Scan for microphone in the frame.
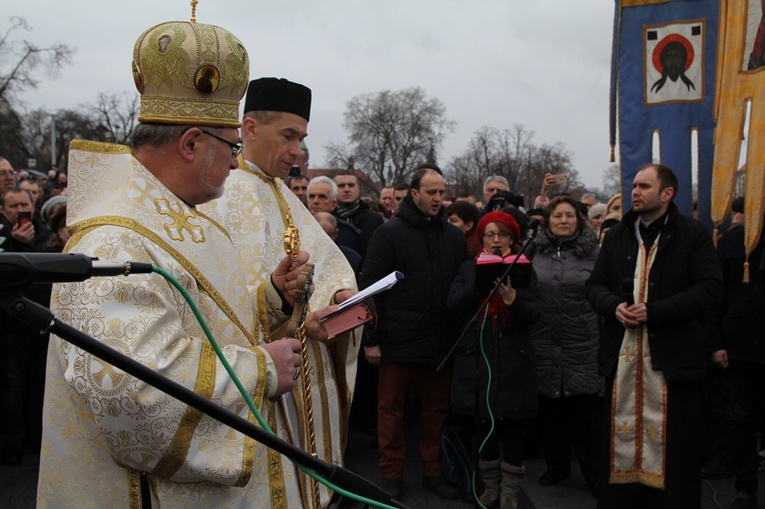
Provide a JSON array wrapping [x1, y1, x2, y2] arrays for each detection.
[[623, 278, 634, 306], [527, 218, 540, 232], [0, 253, 154, 289], [493, 249, 502, 257]]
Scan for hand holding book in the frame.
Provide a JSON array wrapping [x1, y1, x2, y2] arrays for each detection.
[[475, 253, 531, 294], [494, 276, 517, 305], [319, 271, 404, 339]]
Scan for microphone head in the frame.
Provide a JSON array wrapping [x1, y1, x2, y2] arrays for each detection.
[[493, 249, 502, 257], [527, 218, 540, 231]]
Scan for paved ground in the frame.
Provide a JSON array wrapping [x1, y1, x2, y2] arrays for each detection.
[[3, 428, 761, 509]]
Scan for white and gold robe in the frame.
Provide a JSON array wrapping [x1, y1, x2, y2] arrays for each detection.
[[201, 161, 360, 508], [37, 141, 294, 509]]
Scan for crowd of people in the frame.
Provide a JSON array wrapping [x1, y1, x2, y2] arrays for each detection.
[[0, 12, 763, 509], [271, 163, 763, 509]]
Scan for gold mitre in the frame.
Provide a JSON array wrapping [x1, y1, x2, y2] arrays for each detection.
[[132, 20, 249, 128]]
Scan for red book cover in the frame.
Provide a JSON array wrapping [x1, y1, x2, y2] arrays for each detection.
[[319, 298, 375, 339], [474, 253, 532, 292], [318, 271, 401, 338]]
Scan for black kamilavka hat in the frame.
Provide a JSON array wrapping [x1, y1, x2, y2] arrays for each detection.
[[244, 78, 311, 121]]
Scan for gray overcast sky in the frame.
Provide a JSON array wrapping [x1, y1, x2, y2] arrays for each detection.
[[9, 1, 615, 189]]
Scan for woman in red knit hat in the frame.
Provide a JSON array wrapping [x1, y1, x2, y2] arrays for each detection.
[[448, 210, 541, 509]]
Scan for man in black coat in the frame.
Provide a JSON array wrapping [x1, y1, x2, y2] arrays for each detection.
[[586, 164, 722, 509], [707, 207, 765, 509], [333, 171, 384, 257], [360, 165, 467, 500]]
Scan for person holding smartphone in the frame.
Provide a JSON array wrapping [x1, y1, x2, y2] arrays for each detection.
[[534, 172, 570, 210], [0, 188, 52, 251]]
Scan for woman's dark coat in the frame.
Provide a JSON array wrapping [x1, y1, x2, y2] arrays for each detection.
[[529, 226, 603, 398], [448, 259, 541, 419]]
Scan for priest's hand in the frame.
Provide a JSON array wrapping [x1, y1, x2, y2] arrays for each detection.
[[333, 289, 357, 304], [260, 337, 302, 396], [272, 250, 312, 307], [305, 307, 337, 344], [616, 302, 639, 330]]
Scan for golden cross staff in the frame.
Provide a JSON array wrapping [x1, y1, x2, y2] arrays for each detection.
[[285, 263, 320, 508]]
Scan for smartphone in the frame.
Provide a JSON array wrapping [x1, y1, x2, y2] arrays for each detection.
[[553, 174, 568, 186], [17, 210, 32, 227], [288, 166, 301, 177]]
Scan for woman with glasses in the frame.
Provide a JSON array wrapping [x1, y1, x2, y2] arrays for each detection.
[[528, 195, 602, 496], [448, 210, 540, 509]]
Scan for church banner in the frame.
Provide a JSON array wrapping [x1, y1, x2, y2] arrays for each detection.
[[610, 0, 719, 226], [711, 0, 765, 279]]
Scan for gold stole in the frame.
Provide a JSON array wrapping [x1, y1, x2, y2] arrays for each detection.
[[610, 240, 668, 489], [238, 162, 321, 508]]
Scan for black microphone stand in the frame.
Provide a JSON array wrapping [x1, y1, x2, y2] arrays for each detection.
[[436, 222, 540, 508], [1, 291, 408, 509]]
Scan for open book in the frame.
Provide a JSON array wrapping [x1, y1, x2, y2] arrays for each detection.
[[319, 271, 404, 339], [475, 253, 532, 293]]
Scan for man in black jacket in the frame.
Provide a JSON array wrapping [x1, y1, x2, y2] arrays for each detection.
[[586, 164, 722, 509], [707, 205, 764, 509], [361, 165, 467, 500], [333, 171, 383, 257]]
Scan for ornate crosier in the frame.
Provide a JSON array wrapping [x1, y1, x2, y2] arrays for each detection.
[[286, 264, 320, 508], [190, 0, 198, 23]]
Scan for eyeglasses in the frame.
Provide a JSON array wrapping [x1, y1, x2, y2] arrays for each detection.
[[0, 170, 15, 177], [200, 130, 243, 159], [483, 231, 512, 240]]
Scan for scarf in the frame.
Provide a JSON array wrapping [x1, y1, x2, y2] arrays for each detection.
[[335, 199, 361, 220]]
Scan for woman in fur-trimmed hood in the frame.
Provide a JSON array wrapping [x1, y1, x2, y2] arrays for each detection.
[[528, 195, 602, 494]]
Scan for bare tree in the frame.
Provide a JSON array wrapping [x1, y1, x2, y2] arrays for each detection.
[[18, 107, 50, 164], [601, 163, 621, 198], [446, 125, 581, 208], [325, 87, 455, 187], [0, 17, 74, 103], [0, 100, 26, 164], [90, 91, 139, 145], [21, 107, 106, 171], [0, 17, 74, 169], [445, 125, 535, 200]]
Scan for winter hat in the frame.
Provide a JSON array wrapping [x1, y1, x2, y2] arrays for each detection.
[[477, 210, 521, 242]]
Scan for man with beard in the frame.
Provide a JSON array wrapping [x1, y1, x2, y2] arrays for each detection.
[[37, 20, 309, 507], [586, 164, 722, 509]]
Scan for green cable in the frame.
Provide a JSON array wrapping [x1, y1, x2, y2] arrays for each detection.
[[152, 265, 397, 509], [472, 304, 494, 509], [703, 480, 725, 509]]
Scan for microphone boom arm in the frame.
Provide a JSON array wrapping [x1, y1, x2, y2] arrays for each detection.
[[0, 292, 408, 509]]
